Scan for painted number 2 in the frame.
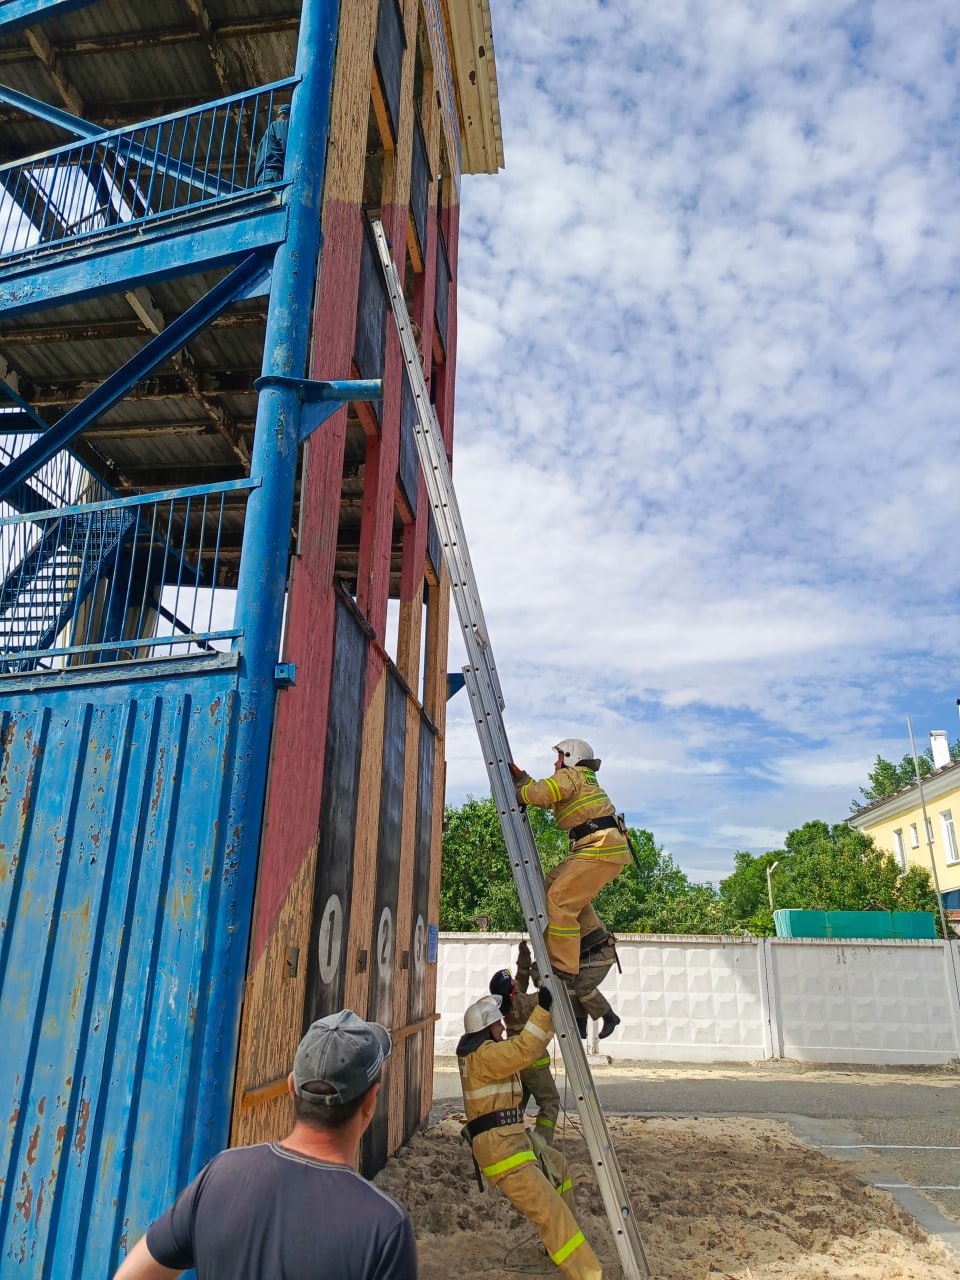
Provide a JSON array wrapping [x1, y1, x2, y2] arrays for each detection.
[[377, 906, 394, 973]]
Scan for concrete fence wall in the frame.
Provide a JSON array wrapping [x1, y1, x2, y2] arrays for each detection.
[[436, 933, 960, 1066]]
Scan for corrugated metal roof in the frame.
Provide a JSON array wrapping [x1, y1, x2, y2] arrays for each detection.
[[0, 3, 299, 159]]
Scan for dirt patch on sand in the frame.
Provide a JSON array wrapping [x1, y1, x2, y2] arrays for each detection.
[[375, 1114, 960, 1279]]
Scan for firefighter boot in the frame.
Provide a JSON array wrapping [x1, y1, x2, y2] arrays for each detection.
[[598, 1011, 620, 1040]]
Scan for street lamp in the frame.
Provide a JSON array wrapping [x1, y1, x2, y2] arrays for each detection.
[[766, 861, 780, 912]]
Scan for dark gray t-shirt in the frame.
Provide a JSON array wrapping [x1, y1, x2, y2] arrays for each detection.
[[146, 1143, 417, 1279]]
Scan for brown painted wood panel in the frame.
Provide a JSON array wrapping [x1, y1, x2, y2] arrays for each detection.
[[404, 716, 435, 1138], [230, 848, 317, 1147], [360, 669, 407, 1176], [304, 596, 369, 1020], [342, 657, 386, 1017]]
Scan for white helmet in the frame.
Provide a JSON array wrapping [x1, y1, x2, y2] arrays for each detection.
[[553, 738, 595, 767], [464, 994, 503, 1034]]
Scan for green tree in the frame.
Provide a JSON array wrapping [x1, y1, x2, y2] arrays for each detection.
[[853, 740, 960, 811], [440, 796, 731, 934], [779, 820, 901, 910], [717, 849, 782, 936], [718, 820, 942, 933]]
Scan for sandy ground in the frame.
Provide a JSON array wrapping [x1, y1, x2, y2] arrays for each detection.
[[375, 1113, 960, 1279]]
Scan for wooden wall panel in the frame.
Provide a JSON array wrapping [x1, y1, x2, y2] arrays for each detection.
[[231, 846, 317, 1147], [421, 561, 451, 1118], [404, 718, 435, 1138], [374, 0, 406, 142], [304, 596, 369, 1020], [360, 670, 407, 1175], [355, 219, 388, 393], [341, 652, 388, 1019], [236, 0, 465, 1171]]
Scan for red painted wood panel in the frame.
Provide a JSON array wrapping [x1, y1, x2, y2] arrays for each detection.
[[250, 201, 364, 962]]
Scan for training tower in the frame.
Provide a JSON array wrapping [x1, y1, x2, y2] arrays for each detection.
[[0, 1, 501, 1273]]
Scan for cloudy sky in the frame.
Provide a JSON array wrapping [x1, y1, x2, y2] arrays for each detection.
[[442, 0, 960, 884]]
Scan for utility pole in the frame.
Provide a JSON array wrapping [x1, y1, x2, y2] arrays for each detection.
[[766, 860, 780, 911]]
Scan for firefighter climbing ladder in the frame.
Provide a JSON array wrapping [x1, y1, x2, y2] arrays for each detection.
[[371, 218, 652, 1280]]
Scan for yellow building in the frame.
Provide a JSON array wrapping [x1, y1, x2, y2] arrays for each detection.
[[849, 731, 960, 910]]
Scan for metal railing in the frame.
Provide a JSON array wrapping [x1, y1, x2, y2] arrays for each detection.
[[0, 479, 255, 673], [0, 78, 296, 265], [0, 417, 114, 512]]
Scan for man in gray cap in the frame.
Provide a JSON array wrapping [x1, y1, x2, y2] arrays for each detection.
[[112, 1010, 418, 1279]]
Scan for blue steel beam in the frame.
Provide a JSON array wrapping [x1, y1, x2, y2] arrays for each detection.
[[0, 377, 92, 517], [0, 254, 269, 501], [252, 373, 383, 442], [0, 85, 102, 140], [0, 206, 283, 316], [190, 0, 342, 1198], [0, 0, 98, 34]]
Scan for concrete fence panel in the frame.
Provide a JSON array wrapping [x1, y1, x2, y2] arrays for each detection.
[[435, 934, 960, 1066], [766, 937, 960, 1065]]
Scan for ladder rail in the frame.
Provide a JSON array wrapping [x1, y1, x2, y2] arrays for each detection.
[[369, 218, 504, 712], [371, 218, 651, 1278]]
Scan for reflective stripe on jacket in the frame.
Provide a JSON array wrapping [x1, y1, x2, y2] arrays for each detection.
[[515, 765, 631, 861], [457, 1006, 553, 1184]]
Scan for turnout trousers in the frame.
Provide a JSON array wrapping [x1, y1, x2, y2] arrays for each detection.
[[519, 1059, 560, 1147], [571, 961, 614, 1021], [545, 857, 625, 975], [493, 1153, 603, 1279]]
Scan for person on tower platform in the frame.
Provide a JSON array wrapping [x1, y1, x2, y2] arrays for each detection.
[[509, 739, 631, 982], [456, 985, 603, 1279]]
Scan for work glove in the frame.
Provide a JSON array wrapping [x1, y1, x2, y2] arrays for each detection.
[[508, 762, 525, 779], [537, 985, 553, 1012]]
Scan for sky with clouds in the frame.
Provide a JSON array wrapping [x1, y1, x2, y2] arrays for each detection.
[[442, 0, 960, 884]]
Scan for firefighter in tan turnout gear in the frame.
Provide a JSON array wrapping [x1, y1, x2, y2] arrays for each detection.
[[488, 946, 560, 1151], [456, 986, 603, 1279], [510, 739, 631, 980]]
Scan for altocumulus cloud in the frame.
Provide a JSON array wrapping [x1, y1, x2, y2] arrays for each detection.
[[444, 0, 960, 883]]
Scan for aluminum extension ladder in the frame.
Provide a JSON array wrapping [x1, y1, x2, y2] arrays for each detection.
[[371, 218, 652, 1279]]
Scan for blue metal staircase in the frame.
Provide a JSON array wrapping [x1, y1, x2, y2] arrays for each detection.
[[0, 80, 292, 315], [0, 502, 135, 669], [0, 5, 383, 1274]]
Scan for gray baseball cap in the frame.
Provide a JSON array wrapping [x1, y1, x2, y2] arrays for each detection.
[[293, 1009, 391, 1105]]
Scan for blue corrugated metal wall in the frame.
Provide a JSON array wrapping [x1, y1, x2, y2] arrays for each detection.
[[0, 657, 244, 1277]]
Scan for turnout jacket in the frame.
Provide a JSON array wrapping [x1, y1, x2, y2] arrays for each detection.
[[455, 1005, 553, 1185], [514, 765, 631, 864]]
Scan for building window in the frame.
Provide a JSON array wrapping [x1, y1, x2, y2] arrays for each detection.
[[926, 816, 934, 843], [909, 823, 919, 848], [941, 810, 959, 865], [892, 829, 906, 871]]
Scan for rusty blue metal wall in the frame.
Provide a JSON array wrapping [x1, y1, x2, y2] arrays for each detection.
[[0, 656, 247, 1277]]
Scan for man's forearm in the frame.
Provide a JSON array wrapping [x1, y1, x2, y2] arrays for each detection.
[[112, 1236, 184, 1280]]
